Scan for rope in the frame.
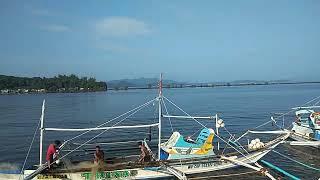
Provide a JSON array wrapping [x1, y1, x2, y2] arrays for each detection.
[[51, 98, 155, 166], [162, 99, 174, 132], [163, 96, 259, 162], [188, 170, 257, 179], [223, 127, 250, 155], [314, 98, 320, 106], [163, 96, 206, 128], [19, 115, 41, 179], [234, 131, 249, 142], [272, 150, 320, 172], [71, 140, 144, 146], [221, 136, 233, 155], [190, 122, 209, 138], [235, 95, 320, 142], [62, 97, 157, 144], [270, 95, 320, 130], [164, 94, 291, 176]]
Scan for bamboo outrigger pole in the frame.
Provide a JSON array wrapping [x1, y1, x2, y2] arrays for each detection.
[[158, 73, 162, 160], [216, 114, 220, 151], [39, 99, 45, 166]]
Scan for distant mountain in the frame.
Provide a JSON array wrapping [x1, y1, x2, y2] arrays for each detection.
[[230, 79, 291, 84], [199, 79, 292, 85], [106, 77, 320, 90], [107, 78, 181, 88]]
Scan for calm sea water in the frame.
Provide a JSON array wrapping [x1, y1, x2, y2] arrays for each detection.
[[0, 84, 319, 179]]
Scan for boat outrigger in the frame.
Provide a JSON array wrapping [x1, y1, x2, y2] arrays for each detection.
[[7, 74, 291, 180]]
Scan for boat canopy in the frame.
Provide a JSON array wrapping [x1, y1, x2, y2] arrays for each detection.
[[160, 128, 215, 160], [295, 109, 314, 116]]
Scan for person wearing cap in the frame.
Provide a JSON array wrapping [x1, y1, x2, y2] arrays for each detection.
[[46, 140, 61, 169], [94, 145, 104, 165]]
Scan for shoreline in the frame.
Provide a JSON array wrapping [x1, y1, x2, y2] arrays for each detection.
[[1, 81, 319, 95], [0, 90, 107, 95], [107, 81, 320, 91], [0, 81, 320, 95]]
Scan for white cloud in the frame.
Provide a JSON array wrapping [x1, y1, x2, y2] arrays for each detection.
[[40, 24, 71, 32], [95, 17, 151, 37]]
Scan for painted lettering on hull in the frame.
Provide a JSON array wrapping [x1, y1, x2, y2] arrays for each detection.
[[187, 162, 215, 169], [37, 174, 68, 179], [81, 170, 138, 180], [36, 170, 138, 180]]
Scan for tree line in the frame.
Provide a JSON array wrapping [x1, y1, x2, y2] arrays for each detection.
[[0, 74, 107, 92]]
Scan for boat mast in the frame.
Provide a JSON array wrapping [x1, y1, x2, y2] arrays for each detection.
[[215, 114, 220, 151], [39, 99, 45, 166], [158, 73, 162, 160]]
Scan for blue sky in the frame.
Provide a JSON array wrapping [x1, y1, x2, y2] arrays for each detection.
[[0, 1, 319, 82]]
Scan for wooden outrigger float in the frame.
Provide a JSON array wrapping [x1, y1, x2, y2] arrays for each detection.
[[3, 74, 291, 180]]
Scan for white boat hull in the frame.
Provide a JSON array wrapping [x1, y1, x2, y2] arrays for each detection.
[[16, 147, 275, 180]]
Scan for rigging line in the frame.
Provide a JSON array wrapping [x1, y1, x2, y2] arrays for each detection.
[[19, 116, 41, 180], [272, 150, 320, 172], [283, 95, 320, 130], [62, 97, 157, 144], [236, 95, 320, 142], [162, 98, 173, 132], [55, 98, 155, 163], [252, 115, 283, 132], [252, 119, 281, 131], [221, 136, 233, 155], [153, 100, 157, 124], [163, 96, 206, 128], [214, 132, 252, 161], [314, 98, 320, 106], [234, 131, 249, 142], [216, 130, 290, 164], [71, 140, 145, 146], [223, 127, 250, 155], [302, 95, 320, 106], [190, 122, 209, 138], [199, 125, 252, 160], [162, 96, 254, 161], [54, 104, 150, 166], [263, 95, 320, 129], [223, 126, 234, 140]]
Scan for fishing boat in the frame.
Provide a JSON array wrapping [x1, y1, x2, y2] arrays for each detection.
[[4, 74, 290, 180], [286, 106, 320, 148]]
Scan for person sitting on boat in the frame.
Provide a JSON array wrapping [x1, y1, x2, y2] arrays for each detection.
[[185, 136, 197, 144], [138, 142, 151, 163], [94, 145, 104, 165], [46, 140, 61, 169], [295, 114, 301, 125]]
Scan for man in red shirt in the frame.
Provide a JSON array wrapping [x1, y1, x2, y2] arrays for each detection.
[[46, 140, 61, 169]]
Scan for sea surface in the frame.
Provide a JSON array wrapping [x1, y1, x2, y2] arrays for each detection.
[[0, 84, 320, 179]]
